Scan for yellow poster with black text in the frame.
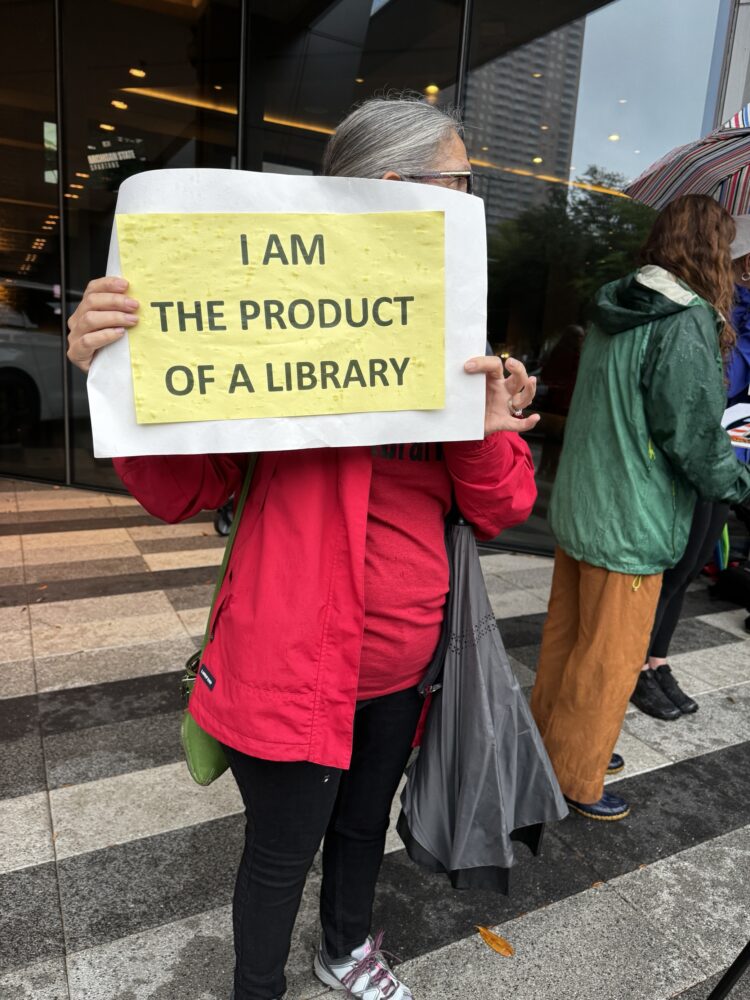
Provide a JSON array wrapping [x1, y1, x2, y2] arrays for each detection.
[[116, 212, 445, 424]]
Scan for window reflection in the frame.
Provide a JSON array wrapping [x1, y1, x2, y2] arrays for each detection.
[[240, 0, 461, 175], [0, 1, 65, 481], [61, 0, 242, 489], [465, 0, 726, 550], [0, 0, 735, 527]]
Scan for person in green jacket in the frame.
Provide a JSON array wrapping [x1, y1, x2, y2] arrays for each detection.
[[530, 194, 750, 822]]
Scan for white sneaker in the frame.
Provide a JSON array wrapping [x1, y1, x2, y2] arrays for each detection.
[[313, 932, 412, 999]]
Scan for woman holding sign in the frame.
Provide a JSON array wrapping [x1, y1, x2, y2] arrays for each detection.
[[67, 97, 539, 1000]]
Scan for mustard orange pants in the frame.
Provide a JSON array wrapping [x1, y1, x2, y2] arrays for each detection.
[[530, 548, 662, 804]]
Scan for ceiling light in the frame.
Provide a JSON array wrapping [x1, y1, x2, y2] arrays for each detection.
[[129, 67, 146, 78], [64, 193, 79, 199], [42, 225, 53, 230], [111, 100, 128, 110], [213, 85, 223, 91], [618, 98, 628, 104], [480, 146, 489, 151], [123, 88, 338, 134], [70, 183, 84, 189], [540, 124, 550, 131], [47, 214, 59, 219], [99, 123, 115, 131], [424, 84, 440, 95], [634, 149, 641, 154], [532, 72, 543, 79], [75, 172, 89, 178], [532, 156, 543, 164], [355, 77, 364, 84], [608, 133, 621, 141]]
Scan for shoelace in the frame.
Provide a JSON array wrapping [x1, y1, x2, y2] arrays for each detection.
[[340, 930, 402, 999]]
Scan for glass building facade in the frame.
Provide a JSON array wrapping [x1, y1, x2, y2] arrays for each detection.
[[0, 0, 742, 551]]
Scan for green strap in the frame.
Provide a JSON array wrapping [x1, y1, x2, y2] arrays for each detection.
[[201, 454, 258, 651], [720, 523, 730, 572]]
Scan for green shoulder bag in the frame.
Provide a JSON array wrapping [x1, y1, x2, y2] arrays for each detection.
[[180, 455, 258, 786]]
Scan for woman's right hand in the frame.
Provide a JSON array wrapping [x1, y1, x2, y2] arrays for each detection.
[[67, 276, 139, 372]]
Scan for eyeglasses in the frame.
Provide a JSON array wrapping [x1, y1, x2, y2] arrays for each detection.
[[399, 170, 474, 195]]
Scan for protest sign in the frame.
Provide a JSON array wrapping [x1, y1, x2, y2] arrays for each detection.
[[88, 168, 487, 456], [118, 210, 444, 424]]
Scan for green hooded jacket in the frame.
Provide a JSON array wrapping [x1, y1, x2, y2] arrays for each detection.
[[550, 265, 750, 575]]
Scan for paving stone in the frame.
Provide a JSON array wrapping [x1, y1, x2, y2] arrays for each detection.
[[57, 815, 244, 952], [0, 658, 36, 698], [0, 958, 70, 1000], [50, 761, 242, 860], [622, 684, 750, 762], [397, 883, 704, 1000], [0, 731, 48, 800], [35, 637, 197, 692], [0, 864, 65, 970], [43, 711, 183, 789], [613, 825, 750, 972]]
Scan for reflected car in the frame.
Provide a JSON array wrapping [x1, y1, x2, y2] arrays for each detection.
[[0, 299, 85, 444]]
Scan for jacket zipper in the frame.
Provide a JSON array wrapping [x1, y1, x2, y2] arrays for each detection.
[[208, 591, 232, 644]]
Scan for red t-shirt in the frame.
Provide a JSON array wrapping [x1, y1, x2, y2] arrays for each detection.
[[358, 442, 453, 699]]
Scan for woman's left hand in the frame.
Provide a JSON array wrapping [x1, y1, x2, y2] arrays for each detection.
[[464, 355, 540, 436]]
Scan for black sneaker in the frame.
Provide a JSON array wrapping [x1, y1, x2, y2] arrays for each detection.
[[655, 664, 698, 714], [230, 992, 282, 999], [565, 791, 630, 821], [630, 670, 681, 720]]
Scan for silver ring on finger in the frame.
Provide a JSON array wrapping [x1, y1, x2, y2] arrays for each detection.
[[507, 398, 524, 418]]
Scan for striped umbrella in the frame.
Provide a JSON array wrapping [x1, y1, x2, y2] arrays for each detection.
[[625, 104, 750, 213]]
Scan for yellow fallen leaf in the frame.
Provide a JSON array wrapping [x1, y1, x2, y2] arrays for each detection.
[[475, 926, 514, 957]]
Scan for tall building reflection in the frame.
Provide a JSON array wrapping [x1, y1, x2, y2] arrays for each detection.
[[466, 21, 585, 227]]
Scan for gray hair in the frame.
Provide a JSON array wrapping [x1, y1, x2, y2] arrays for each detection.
[[322, 95, 464, 179]]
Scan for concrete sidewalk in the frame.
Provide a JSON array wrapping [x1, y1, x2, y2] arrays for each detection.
[[1, 477, 749, 1000]]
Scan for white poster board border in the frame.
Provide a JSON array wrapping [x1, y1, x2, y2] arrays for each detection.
[[89, 168, 487, 457]]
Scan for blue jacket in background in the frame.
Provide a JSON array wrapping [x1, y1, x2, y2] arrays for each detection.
[[729, 284, 750, 463]]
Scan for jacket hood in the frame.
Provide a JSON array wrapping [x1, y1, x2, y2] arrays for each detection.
[[590, 265, 702, 336]]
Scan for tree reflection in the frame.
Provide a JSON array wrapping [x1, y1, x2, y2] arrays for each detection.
[[485, 167, 655, 482]]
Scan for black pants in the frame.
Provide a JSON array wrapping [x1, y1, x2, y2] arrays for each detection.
[[648, 500, 729, 659], [223, 685, 423, 1000]]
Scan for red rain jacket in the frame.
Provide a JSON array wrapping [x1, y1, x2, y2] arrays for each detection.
[[114, 434, 536, 769]]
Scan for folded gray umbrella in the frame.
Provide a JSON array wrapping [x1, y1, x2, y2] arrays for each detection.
[[397, 520, 568, 892]]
